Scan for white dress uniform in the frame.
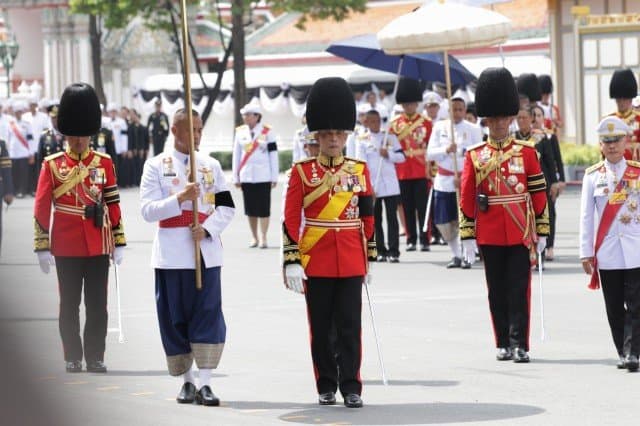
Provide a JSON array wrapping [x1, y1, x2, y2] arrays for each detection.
[[140, 149, 235, 268], [427, 119, 482, 193], [579, 115, 640, 369], [7, 118, 35, 159], [107, 116, 129, 155], [579, 157, 640, 270], [231, 122, 278, 184], [355, 130, 404, 197], [427, 119, 481, 263], [23, 110, 51, 141], [291, 125, 309, 163], [345, 123, 366, 158]]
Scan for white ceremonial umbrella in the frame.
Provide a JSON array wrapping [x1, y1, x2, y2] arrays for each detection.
[[377, 0, 511, 183]]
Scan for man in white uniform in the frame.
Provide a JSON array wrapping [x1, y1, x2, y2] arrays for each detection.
[[140, 109, 235, 405], [427, 97, 482, 268], [106, 102, 129, 186], [6, 101, 35, 198], [580, 116, 640, 372], [356, 109, 405, 262]]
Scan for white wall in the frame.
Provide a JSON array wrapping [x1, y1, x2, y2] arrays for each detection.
[[7, 9, 43, 82]]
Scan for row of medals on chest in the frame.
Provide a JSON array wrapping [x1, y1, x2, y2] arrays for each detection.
[[162, 157, 216, 206], [58, 159, 105, 198], [478, 145, 527, 194], [597, 166, 640, 224], [311, 160, 363, 219]]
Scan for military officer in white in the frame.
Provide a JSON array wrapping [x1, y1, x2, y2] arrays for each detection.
[[106, 102, 129, 186], [291, 115, 309, 163], [6, 100, 35, 198], [427, 97, 482, 268], [580, 116, 640, 372], [140, 108, 235, 405], [356, 109, 405, 262], [345, 103, 370, 158], [232, 101, 279, 248]]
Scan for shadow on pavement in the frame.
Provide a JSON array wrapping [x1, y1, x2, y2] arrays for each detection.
[[364, 379, 459, 387], [532, 358, 614, 366], [278, 402, 544, 424]]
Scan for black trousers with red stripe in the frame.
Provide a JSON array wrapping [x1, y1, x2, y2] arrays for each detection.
[[305, 276, 363, 396], [480, 245, 531, 351], [599, 268, 640, 357], [55, 255, 110, 363]]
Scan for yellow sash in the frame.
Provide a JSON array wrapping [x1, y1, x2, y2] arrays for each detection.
[[299, 163, 365, 268], [51, 155, 101, 200], [396, 116, 424, 142]]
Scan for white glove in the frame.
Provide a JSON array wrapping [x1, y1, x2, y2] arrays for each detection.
[[37, 251, 55, 274], [285, 264, 306, 294], [462, 239, 476, 265], [113, 246, 125, 265], [536, 237, 547, 254]]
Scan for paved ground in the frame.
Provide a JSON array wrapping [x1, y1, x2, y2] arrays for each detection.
[[0, 179, 638, 425]]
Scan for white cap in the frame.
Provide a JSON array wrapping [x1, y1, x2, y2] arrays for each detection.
[[12, 100, 29, 113], [356, 103, 371, 115], [38, 98, 49, 109], [633, 95, 640, 108], [597, 116, 630, 142], [240, 102, 261, 115], [423, 91, 442, 106], [106, 102, 119, 112]]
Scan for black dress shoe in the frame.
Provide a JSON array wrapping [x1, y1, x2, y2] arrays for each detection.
[[65, 360, 82, 373], [388, 256, 399, 263], [177, 382, 197, 404], [343, 393, 363, 408], [513, 348, 530, 363], [376, 255, 387, 262], [318, 392, 336, 405], [420, 245, 430, 252], [195, 385, 220, 406], [617, 356, 627, 369], [406, 243, 416, 252], [446, 257, 462, 268], [461, 260, 472, 269], [626, 355, 639, 372], [438, 237, 447, 246], [496, 348, 513, 361], [86, 360, 107, 373]]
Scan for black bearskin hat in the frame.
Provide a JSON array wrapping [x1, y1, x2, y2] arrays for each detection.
[[609, 69, 638, 99], [395, 78, 423, 104], [306, 77, 356, 132], [475, 68, 519, 118], [538, 74, 553, 95], [57, 83, 102, 137], [516, 73, 541, 102]]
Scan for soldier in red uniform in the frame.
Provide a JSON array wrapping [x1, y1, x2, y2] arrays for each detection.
[[389, 78, 432, 251], [459, 68, 549, 363], [33, 83, 126, 373], [283, 77, 375, 408], [608, 68, 640, 161]]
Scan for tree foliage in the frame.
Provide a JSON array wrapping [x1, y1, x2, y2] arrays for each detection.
[[273, 0, 367, 29]]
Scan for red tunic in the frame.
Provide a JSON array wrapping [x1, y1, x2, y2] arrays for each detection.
[[389, 113, 432, 180], [283, 155, 375, 278], [459, 137, 549, 247], [33, 148, 125, 256], [609, 110, 640, 160]]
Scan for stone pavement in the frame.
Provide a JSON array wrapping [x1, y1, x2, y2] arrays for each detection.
[[0, 182, 638, 425]]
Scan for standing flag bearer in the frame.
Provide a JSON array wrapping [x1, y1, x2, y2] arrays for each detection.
[[33, 83, 126, 373], [140, 109, 235, 406], [579, 116, 640, 372], [459, 68, 549, 363], [283, 77, 376, 408]]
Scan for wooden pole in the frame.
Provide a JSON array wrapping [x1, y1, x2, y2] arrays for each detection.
[[443, 51, 460, 202], [179, 0, 202, 290]]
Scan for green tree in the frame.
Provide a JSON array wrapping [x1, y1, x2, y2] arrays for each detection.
[[69, 0, 367, 125]]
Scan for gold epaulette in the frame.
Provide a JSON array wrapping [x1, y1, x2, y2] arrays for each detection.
[[627, 160, 640, 168], [513, 138, 535, 148], [235, 124, 248, 131], [585, 161, 605, 175], [263, 124, 271, 130], [44, 151, 65, 162], [466, 141, 486, 151], [93, 150, 112, 160]]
